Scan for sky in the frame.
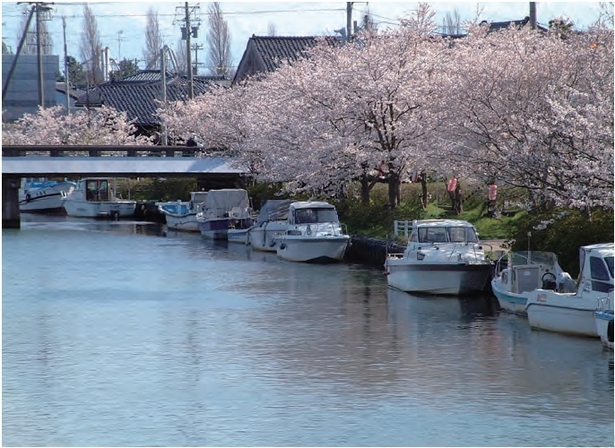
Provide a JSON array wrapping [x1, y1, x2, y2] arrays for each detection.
[[0, 1, 609, 75]]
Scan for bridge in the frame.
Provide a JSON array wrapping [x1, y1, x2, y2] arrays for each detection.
[[2, 145, 250, 228]]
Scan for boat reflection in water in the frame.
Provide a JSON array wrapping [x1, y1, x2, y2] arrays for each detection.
[[386, 287, 613, 432]]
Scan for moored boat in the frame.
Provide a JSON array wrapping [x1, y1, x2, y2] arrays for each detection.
[[491, 251, 569, 315], [525, 243, 614, 338], [19, 178, 76, 214], [595, 293, 614, 350], [275, 201, 350, 263], [384, 219, 493, 295], [63, 177, 136, 219], [196, 189, 254, 240], [158, 191, 208, 232], [249, 199, 293, 252]]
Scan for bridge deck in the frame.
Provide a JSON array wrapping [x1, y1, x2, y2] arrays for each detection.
[[2, 156, 247, 178]]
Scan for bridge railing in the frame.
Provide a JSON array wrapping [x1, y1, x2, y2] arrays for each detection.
[[2, 145, 203, 158]]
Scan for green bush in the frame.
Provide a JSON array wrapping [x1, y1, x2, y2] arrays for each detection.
[[503, 208, 614, 276]]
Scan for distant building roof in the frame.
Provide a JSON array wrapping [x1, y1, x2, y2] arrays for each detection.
[[56, 82, 84, 100], [480, 16, 549, 33], [74, 73, 227, 127], [233, 35, 339, 85]]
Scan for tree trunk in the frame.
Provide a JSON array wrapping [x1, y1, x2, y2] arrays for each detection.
[[360, 177, 370, 204], [454, 183, 463, 215], [388, 174, 401, 208], [420, 172, 428, 209]]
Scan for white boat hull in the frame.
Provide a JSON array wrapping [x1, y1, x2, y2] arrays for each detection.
[[164, 213, 199, 232], [228, 227, 251, 244], [491, 278, 529, 315], [19, 182, 75, 213], [64, 199, 136, 219], [250, 222, 286, 252], [595, 310, 614, 350], [276, 235, 350, 263], [525, 292, 599, 337], [385, 260, 492, 295]]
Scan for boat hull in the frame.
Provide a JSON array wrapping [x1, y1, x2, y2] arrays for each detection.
[[595, 310, 614, 350], [491, 279, 529, 315], [525, 292, 599, 338], [199, 217, 253, 241], [250, 222, 286, 252], [276, 235, 350, 263], [64, 199, 136, 219], [385, 261, 492, 295], [163, 212, 199, 232], [19, 182, 75, 213], [228, 227, 251, 244]]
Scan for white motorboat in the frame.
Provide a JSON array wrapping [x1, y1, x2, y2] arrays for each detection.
[[196, 189, 254, 240], [158, 191, 208, 232], [63, 177, 136, 219], [275, 201, 350, 263], [384, 219, 493, 295], [249, 199, 293, 252], [19, 178, 76, 214], [595, 293, 614, 350], [491, 251, 569, 315], [525, 243, 614, 338]]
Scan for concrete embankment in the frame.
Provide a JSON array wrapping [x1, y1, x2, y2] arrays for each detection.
[[344, 235, 406, 269]]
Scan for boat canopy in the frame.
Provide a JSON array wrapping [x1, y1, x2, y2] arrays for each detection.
[[256, 199, 293, 223], [190, 191, 209, 204], [204, 189, 250, 210]]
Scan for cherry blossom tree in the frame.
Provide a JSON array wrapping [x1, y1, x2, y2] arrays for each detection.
[[2, 105, 153, 146], [157, 3, 613, 212], [443, 22, 613, 211]]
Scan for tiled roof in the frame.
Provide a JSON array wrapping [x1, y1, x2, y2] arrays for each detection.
[[249, 35, 338, 72], [481, 16, 549, 32], [75, 75, 223, 127]]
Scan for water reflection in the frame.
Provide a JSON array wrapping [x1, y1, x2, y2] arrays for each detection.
[[3, 218, 613, 447], [386, 287, 614, 425]]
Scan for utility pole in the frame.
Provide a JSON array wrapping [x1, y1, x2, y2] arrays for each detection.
[[346, 2, 353, 42], [191, 43, 203, 76], [117, 30, 123, 61], [185, 2, 194, 99], [529, 2, 537, 30], [62, 16, 69, 114], [2, 6, 35, 108], [36, 3, 44, 107]]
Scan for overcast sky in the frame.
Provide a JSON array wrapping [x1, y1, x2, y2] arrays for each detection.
[[1, 1, 608, 74]]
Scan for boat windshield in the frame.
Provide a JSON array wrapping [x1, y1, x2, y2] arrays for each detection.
[[295, 208, 339, 224], [417, 226, 478, 243], [508, 251, 558, 267], [591, 255, 614, 281]]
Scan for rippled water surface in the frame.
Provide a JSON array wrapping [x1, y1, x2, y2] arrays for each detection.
[[3, 216, 613, 446]]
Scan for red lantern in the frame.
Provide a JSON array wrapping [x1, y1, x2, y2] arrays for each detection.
[[411, 171, 420, 183], [488, 183, 497, 201], [447, 177, 457, 192]]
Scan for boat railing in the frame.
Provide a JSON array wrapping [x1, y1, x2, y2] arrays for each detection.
[[597, 295, 612, 312], [444, 241, 490, 263]]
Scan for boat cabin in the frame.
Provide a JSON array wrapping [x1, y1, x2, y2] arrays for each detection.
[[579, 243, 614, 295], [288, 202, 340, 225], [409, 219, 479, 244]]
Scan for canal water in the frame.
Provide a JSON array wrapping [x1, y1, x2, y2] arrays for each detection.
[[3, 216, 614, 447]]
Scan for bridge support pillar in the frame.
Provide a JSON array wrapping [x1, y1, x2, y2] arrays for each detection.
[[3, 176, 21, 229]]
